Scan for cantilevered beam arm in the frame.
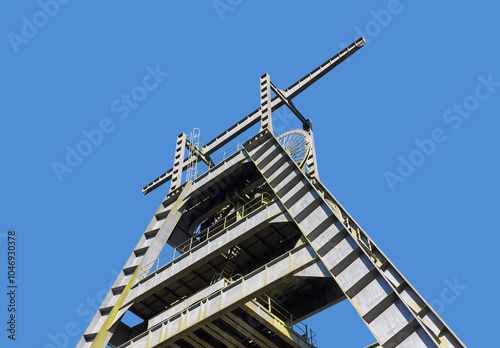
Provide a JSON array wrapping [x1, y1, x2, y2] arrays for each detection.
[[142, 37, 365, 195]]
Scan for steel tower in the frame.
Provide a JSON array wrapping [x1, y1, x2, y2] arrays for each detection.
[[77, 37, 466, 348]]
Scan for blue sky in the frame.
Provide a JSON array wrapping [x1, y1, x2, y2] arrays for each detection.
[[1, 1, 499, 347]]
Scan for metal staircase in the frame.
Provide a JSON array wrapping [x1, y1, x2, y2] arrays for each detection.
[[212, 246, 243, 284]]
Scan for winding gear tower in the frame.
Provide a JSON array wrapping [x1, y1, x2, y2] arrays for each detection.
[[78, 38, 466, 348]]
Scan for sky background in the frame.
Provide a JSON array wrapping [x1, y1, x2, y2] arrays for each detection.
[[1, 1, 499, 347]]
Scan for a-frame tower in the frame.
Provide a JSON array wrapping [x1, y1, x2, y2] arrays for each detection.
[[77, 37, 466, 348]]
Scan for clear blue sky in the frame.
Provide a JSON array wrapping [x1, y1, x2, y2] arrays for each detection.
[[1, 1, 498, 347]]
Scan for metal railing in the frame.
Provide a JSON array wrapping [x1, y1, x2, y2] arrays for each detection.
[[140, 192, 273, 279], [193, 141, 244, 180], [253, 293, 317, 346]]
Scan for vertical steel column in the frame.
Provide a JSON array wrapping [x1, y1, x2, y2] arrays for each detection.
[[170, 133, 187, 192], [260, 73, 273, 133], [305, 126, 320, 181]]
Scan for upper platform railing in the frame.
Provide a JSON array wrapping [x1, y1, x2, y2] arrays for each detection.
[[192, 141, 244, 180]]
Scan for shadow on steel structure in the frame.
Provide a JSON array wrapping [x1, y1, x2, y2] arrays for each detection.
[[77, 37, 467, 348]]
